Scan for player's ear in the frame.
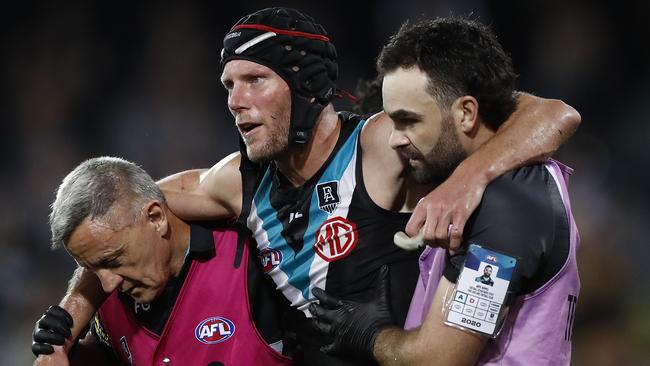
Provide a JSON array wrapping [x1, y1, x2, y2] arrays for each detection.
[[145, 200, 168, 237], [452, 96, 479, 135]]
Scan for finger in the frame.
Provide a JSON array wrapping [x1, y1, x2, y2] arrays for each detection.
[[31, 342, 55, 356], [309, 303, 325, 318], [38, 315, 72, 338], [311, 318, 333, 334], [405, 202, 426, 237], [448, 215, 466, 252], [33, 330, 66, 345], [422, 204, 439, 245], [393, 231, 423, 251], [320, 343, 339, 355], [433, 212, 452, 248], [309, 302, 339, 323], [47, 306, 73, 327], [311, 287, 343, 307]]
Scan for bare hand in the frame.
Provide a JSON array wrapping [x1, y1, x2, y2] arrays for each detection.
[[34, 346, 69, 366], [405, 165, 487, 251]]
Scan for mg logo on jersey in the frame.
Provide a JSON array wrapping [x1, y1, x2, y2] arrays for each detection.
[[316, 181, 340, 214], [195, 317, 236, 344], [314, 216, 358, 262], [259, 248, 282, 273]]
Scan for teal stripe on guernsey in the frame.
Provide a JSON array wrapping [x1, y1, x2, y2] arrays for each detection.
[[252, 120, 366, 301]]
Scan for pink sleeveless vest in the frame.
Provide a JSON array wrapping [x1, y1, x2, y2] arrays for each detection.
[[405, 161, 580, 365], [98, 227, 293, 366]]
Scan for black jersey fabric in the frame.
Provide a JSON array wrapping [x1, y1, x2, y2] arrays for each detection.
[[444, 164, 570, 301]]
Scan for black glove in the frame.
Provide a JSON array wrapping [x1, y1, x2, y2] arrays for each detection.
[[309, 265, 394, 360], [32, 305, 73, 356]]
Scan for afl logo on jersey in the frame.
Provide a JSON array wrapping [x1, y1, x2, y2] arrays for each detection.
[[195, 317, 236, 344], [314, 216, 358, 262], [259, 248, 282, 273], [316, 181, 340, 214]]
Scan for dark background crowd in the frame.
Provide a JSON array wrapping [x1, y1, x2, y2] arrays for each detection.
[[1, 0, 648, 364]]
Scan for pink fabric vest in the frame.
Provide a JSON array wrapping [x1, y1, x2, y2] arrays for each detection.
[[98, 227, 293, 366], [405, 161, 580, 365]]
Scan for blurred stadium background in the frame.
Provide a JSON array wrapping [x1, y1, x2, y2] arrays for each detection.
[[1, 0, 648, 364]]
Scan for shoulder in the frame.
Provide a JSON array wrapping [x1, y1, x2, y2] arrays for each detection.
[[358, 111, 407, 174], [455, 164, 562, 290], [475, 164, 555, 229], [359, 111, 392, 149], [357, 112, 411, 210], [200, 152, 241, 188], [465, 164, 559, 254], [200, 152, 243, 214], [444, 163, 571, 295]]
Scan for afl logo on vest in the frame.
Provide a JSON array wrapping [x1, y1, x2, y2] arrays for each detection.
[[314, 216, 358, 262], [259, 248, 283, 273], [195, 317, 236, 344]]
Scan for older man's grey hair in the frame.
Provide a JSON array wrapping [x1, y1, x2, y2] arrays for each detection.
[[49, 157, 166, 249]]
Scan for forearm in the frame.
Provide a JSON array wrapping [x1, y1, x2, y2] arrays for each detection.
[[59, 267, 106, 353], [373, 327, 428, 366], [466, 92, 580, 183], [374, 277, 486, 366], [374, 325, 484, 366]]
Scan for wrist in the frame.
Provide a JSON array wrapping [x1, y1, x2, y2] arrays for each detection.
[[453, 157, 491, 188]]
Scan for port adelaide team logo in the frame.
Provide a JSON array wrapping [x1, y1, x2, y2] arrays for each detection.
[[314, 216, 358, 262], [195, 317, 236, 344], [258, 248, 283, 273], [316, 181, 340, 214]]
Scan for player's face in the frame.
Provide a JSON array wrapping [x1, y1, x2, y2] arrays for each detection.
[[66, 205, 172, 304], [221, 60, 291, 162], [383, 66, 466, 184], [484, 266, 492, 276]]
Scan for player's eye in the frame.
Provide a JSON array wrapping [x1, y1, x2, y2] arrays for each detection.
[[99, 257, 122, 269], [248, 74, 265, 84]]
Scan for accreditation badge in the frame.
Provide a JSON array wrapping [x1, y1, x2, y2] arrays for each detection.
[[444, 243, 517, 337]]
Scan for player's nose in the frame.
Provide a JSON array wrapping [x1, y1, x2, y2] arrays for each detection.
[[388, 129, 410, 150], [227, 82, 250, 113], [95, 269, 124, 293]]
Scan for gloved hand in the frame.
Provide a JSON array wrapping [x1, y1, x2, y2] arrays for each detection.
[[309, 265, 394, 360], [32, 305, 73, 356]]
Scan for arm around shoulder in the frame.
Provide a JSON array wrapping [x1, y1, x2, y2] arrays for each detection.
[[403, 94, 580, 249], [468, 92, 581, 184], [157, 152, 243, 220], [505, 92, 581, 159]]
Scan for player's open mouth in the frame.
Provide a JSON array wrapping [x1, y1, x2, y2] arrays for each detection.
[[238, 122, 262, 137]]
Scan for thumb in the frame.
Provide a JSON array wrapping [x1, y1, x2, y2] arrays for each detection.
[[405, 204, 426, 237], [312, 287, 343, 308], [320, 343, 337, 355]]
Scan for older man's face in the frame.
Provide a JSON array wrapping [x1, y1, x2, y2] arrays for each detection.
[[66, 207, 173, 304]]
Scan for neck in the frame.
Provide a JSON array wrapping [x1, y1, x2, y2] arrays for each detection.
[[166, 210, 191, 277], [464, 118, 496, 153], [275, 104, 341, 186]]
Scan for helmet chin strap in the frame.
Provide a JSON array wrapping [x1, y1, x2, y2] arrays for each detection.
[[288, 89, 329, 145]]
